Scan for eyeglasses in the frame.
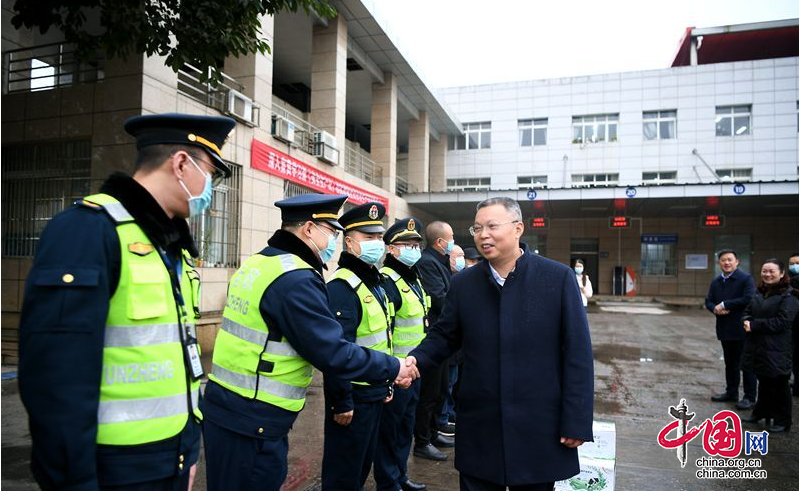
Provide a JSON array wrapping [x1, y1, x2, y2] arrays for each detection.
[[469, 220, 519, 236], [393, 243, 421, 250], [186, 152, 225, 187], [313, 222, 340, 240]]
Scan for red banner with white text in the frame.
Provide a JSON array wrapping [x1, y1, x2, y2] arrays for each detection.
[[251, 139, 389, 210]]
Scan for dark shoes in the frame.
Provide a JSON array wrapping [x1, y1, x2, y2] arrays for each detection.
[[437, 422, 456, 436], [432, 433, 455, 448], [711, 393, 737, 402], [735, 398, 755, 410], [400, 479, 427, 491], [768, 423, 791, 433], [413, 443, 447, 461], [742, 414, 767, 424]]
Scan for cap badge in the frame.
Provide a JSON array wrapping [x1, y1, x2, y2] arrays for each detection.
[[368, 205, 379, 220], [407, 219, 416, 231]]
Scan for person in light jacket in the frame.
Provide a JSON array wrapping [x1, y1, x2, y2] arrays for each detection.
[[573, 259, 593, 308]]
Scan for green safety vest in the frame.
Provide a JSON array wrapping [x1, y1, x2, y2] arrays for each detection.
[[381, 267, 430, 357], [83, 194, 201, 446], [329, 268, 393, 386], [209, 253, 315, 412]]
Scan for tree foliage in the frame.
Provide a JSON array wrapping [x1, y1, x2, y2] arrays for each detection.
[[12, 0, 337, 85]]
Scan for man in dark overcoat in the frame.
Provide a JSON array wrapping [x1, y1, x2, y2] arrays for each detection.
[[407, 197, 594, 491], [704, 249, 756, 408]]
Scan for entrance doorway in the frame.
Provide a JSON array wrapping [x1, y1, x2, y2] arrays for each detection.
[[571, 238, 599, 294]]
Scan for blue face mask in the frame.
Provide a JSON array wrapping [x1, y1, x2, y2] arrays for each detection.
[[354, 239, 385, 266], [789, 264, 799, 276], [454, 256, 466, 271], [397, 246, 422, 266], [179, 155, 213, 218], [441, 239, 455, 254], [312, 224, 337, 263], [574, 266, 584, 275]]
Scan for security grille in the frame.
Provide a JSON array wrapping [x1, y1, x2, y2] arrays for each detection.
[[189, 162, 242, 268], [1, 140, 92, 257]]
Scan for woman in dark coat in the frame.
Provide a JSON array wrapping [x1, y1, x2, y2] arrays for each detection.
[[741, 258, 799, 433]]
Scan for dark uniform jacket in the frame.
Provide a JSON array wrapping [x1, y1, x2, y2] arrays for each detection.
[[409, 245, 594, 485], [201, 231, 400, 437], [18, 173, 201, 490], [741, 283, 799, 377], [705, 268, 756, 341], [324, 252, 392, 413], [415, 246, 451, 327]]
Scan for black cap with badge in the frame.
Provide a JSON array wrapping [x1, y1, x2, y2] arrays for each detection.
[[274, 193, 348, 230], [124, 113, 236, 179], [338, 202, 386, 233], [384, 218, 424, 244]]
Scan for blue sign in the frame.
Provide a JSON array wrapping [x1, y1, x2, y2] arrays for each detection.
[[641, 234, 678, 244], [733, 182, 746, 195], [626, 186, 637, 198], [526, 188, 537, 200]]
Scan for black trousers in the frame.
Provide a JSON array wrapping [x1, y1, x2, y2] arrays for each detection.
[[793, 327, 799, 396], [459, 473, 554, 491], [322, 398, 384, 491], [720, 340, 757, 400], [414, 361, 449, 445], [101, 473, 189, 491], [753, 374, 792, 426]]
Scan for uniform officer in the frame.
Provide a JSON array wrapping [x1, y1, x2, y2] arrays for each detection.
[[202, 194, 418, 491], [374, 218, 430, 491], [322, 202, 394, 491], [18, 113, 236, 490]]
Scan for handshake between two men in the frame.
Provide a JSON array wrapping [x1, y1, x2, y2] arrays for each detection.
[[394, 356, 420, 388]]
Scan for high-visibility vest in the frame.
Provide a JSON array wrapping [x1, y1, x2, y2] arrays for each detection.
[[329, 268, 393, 386], [83, 194, 201, 446], [209, 253, 315, 412], [381, 267, 429, 358]]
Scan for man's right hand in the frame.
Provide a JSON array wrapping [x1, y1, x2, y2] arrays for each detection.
[[333, 410, 354, 426], [395, 356, 419, 388]]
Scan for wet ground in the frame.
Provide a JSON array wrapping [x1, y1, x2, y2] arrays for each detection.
[[3, 302, 798, 490]]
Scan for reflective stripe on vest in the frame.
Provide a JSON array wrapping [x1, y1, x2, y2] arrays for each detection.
[[211, 364, 308, 400], [85, 193, 201, 446], [209, 253, 314, 412], [381, 266, 427, 359], [98, 389, 200, 424], [329, 268, 392, 356]]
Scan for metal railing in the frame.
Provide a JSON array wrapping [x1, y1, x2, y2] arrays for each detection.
[[344, 146, 382, 187], [270, 103, 319, 155], [4, 43, 104, 93], [177, 64, 259, 126]]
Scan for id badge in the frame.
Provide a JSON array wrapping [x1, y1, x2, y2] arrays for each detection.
[[185, 338, 205, 380]]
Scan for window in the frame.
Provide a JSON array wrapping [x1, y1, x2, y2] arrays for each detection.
[[30, 58, 56, 91], [641, 242, 677, 276], [448, 122, 491, 150], [188, 163, 242, 268], [715, 168, 753, 182], [518, 118, 548, 146], [572, 114, 618, 144], [642, 110, 676, 140], [517, 175, 548, 189], [1, 140, 91, 257], [715, 105, 751, 136], [446, 177, 491, 191], [571, 173, 619, 187], [642, 171, 677, 185]]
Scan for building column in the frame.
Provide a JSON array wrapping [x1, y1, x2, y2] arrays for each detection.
[[429, 137, 447, 192], [310, 14, 347, 154], [223, 15, 275, 108], [407, 111, 429, 193], [371, 72, 397, 193]]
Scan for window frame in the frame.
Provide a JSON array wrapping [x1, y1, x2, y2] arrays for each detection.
[[518, 118, 548, 147], [571, 173, 620, 188], [715, 105, 752, 137], [641, 171, 677, 185], [642, 110, 677, 140], [641, 241, 678, 277], [517, 175, 548, 190], [715, 168, 753, 182], [572, 114, 619, 144], [446, 177, 491, 191]]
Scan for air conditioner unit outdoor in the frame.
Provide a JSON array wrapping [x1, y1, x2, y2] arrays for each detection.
[[225, 89, 254, 125], [271, 115, 295, 144], [313, 131, 340, 165]]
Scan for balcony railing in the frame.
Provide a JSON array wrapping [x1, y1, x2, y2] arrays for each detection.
[[344, 146, 382, 187], [4, 43, 104, 93], [177, 64, 259, 126], [270, 103, 320, 155]]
